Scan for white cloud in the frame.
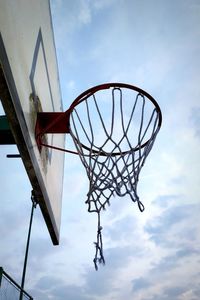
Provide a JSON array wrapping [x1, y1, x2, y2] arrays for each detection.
[[78, 1, 91, 25]]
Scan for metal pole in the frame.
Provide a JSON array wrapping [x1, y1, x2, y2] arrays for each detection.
[[19, 190, 37, 300], [0, 267, 3, 287]]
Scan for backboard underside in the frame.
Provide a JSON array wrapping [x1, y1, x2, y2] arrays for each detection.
[[0, 0, 64, 245]]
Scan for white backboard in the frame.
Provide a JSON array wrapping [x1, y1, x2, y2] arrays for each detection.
[[0, 0, 64, 244]]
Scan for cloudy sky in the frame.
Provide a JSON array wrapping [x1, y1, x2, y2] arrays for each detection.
[[1, 0, 200, 299]]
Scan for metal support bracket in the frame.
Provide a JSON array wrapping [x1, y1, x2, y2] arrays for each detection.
[[35, 111, 70, 151], [0, 115, 15, 144]]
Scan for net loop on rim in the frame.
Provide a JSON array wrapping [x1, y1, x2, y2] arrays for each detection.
[[68, 83, 162, 270]]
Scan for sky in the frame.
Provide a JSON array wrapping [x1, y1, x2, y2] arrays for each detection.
[[0, 0, 200, 299]]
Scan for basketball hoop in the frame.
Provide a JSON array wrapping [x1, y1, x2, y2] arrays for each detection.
[[35, 83, 162, 270]]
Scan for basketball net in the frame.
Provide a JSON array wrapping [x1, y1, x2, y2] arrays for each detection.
[[68, 85, 161, 270]]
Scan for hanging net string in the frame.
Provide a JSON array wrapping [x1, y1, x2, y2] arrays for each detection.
[[68, 86, 161, 270]]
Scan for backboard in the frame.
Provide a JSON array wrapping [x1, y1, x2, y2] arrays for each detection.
[[0, 0, 64, 245]]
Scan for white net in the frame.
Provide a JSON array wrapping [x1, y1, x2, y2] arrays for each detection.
[[69, 85, 162, 270]]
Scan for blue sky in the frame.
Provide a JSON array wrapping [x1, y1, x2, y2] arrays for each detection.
[[0, 0, 200, 299]]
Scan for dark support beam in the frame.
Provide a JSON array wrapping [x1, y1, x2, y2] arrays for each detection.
[[0, 115, 16, 144]]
